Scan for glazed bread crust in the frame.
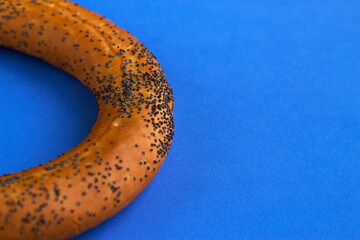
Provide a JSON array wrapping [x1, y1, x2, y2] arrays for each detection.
[[0, 0, 174, 239]]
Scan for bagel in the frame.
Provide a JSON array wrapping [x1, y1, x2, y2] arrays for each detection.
[[0, 0, 174, 239]]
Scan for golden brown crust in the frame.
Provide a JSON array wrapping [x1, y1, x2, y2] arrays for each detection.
[[0, 0, 174, 239]]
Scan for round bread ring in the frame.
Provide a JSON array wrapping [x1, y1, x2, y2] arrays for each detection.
[[0, 0, 174, 239]]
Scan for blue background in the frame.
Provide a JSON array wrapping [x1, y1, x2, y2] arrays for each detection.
[[1, 0, 360, 239]]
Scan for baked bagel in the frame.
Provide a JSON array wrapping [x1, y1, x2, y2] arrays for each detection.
[[0, 0, 174, 239]]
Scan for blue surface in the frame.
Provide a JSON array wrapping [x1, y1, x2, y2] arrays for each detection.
[[1, 0, 360, 239]]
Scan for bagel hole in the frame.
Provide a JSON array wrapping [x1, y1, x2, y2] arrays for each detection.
[[0, 48, 97, 175]]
